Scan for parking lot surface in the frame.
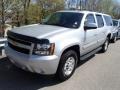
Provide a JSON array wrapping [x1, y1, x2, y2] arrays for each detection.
[[0, 41, 120, 90]]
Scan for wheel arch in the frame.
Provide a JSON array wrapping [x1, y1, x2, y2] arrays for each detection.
[[59, 44, 80, 64]]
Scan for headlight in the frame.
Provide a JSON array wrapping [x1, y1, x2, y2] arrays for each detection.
[[33, 43, 55, 56]]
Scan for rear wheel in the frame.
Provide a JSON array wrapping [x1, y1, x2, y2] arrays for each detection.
[[56, 50, 78, 81], [111, 36, 117, 43], [101, 37, 109, 53]]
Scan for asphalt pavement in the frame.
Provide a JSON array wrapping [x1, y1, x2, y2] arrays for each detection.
[[0, 40, 120, 90]]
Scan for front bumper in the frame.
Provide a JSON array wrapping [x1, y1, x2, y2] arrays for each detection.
[[5, 46, 59, 75]]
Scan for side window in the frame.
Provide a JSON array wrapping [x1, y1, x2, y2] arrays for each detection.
[[96, 14, 104, 28], [113, 20, 118, 26], [85, 14, 96, 24], [103, 15, 113, 26]]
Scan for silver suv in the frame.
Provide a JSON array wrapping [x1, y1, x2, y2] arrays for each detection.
[[5, 10, 113, 81], [112, 19, 120, 40]]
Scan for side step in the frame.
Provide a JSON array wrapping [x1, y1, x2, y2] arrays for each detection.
[[80, 47, 102, 60]]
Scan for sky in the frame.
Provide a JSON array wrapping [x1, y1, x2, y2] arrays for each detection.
[[116, 0, 120, 2]]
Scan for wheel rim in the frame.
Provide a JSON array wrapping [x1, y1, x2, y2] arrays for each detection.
[[63, 57, 75, 76], [104, 40, 108, 50]]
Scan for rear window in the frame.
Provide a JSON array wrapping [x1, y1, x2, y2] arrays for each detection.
[[103, 15, 113, 26], [113, 20, 118, 26]]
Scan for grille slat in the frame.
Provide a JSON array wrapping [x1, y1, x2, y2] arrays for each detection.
[[8, 36, 31, 46], [8, 42, 30, 54], [8, 38, 31, 50]]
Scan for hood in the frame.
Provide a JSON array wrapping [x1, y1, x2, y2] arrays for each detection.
[[11, 24, 69, 39]]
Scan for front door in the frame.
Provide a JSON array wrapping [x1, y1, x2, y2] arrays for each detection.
[[81, 14, 98, 55]]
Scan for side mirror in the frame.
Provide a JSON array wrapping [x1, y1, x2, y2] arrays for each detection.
[[84, 22, 97, 30]]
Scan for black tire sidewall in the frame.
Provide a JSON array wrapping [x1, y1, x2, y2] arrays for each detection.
[[56, 50, 78, 81], [102, 38, 109, 52]]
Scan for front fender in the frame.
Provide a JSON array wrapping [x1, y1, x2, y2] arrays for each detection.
[[54, 38, 80, 57]]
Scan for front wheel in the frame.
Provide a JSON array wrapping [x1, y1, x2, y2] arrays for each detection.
[[101, 37, 109, 53], [56, 50, 78, 81]]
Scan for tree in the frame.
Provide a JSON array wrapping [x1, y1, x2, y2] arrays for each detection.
[[27, 3, 40, 24], [0, 0, 14, 37], [23, 0, 31, 25], [37, 0, 64, 22], [112, 3, 120, 19], [11, 0, 22, 26], [0, 0, 5, 37]]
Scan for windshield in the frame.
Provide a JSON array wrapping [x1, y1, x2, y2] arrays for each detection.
[[113, 20, 118, 26], [43, 12, 83, 28]]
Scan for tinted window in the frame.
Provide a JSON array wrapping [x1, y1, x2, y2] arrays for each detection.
[[43, 12, 84, 29], [85, 14, 95, 23], [96, 14, 104, 28], [113, 20, 118, 26], [103, 15, 113, 26]]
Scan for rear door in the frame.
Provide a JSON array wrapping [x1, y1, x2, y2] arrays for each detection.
[[103, 15, 113, 39], [118, 21, 120, 37], [95, 14, 106, 46]]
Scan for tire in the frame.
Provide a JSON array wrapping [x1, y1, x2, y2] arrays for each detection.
[[56, 50, 78, 81], [111, 36, 117, 43], [101, 37, 109, 53]]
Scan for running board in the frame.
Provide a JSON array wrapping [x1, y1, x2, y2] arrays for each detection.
[[80, 47, 102, 60]]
